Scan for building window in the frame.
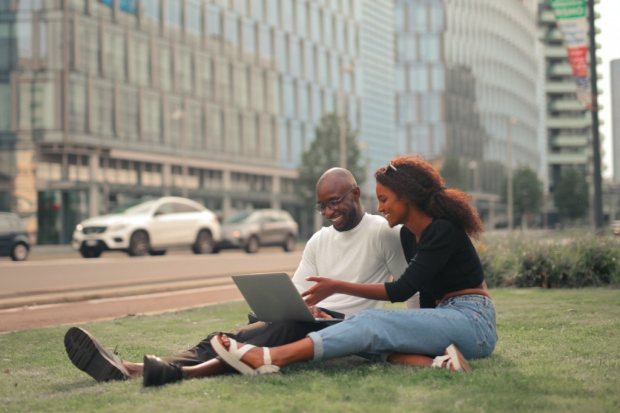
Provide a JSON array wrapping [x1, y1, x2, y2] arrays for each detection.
[[259, 26, 272, 58], [275, 31, 287, 71], [282, 0, 293, 32], [207, 4, 222, 38], [178, 50, 193, 94], [118, 87, 139, 141], [296, 1, 307, 37], [251, 0, 263, 21], [290, 37, 301, 77], [159, 46, 172, 91], [186, 102, 203, 149], [243, 20, 255, 52], [78, 21, 100, 75], [69, 81, 87, 133], [132, 38, 150, 86], [106, 30, 126, 81], [304, 43, 314, 81], [186, 0, 202, 34], [235, 65, 248, 108], [166, 0, 182, 28], [225, 13, 239, 45], [142, 0, 160, 21], [0, 84, 10, 131], [283, 77, 294, 118], [266, 0, 278, 26], [141, 93, 162, 143], [92, 82, 114, 137], [167, 97, 183, 145]]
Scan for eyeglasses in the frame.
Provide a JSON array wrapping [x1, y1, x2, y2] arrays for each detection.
[[314, 186, 357, 215]]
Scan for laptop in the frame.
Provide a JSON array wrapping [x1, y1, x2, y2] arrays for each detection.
[[231, 272, 344, 324]]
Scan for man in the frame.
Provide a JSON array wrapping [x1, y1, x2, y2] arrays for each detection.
[[64, 168, 410, 385]]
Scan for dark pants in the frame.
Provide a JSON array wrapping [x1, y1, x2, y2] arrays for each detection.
[[161, 320, 331, 367]]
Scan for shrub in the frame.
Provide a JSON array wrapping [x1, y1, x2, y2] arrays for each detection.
[[476, 233, 620, 288]]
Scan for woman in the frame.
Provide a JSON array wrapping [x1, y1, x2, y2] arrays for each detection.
[[145, 155, 497, 382]]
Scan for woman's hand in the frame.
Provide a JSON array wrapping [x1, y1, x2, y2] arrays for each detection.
[[302, 277, 342, 306], [308, 306, 332, 319]]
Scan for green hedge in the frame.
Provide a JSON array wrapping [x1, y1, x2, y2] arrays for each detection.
[[476, 234, 620, 288]]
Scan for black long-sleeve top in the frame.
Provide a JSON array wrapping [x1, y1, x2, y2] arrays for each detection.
[[384, 219, 484, 308]]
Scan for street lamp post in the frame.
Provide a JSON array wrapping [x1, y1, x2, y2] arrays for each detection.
[[507, 116, 518, 233], [339, 63, 355, 168]]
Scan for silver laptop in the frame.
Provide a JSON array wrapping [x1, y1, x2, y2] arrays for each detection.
[[231, 272, 343, 323]]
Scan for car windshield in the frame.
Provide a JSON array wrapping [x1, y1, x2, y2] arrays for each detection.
[[225, 212, 262, 224], [113, 200, 156, 215]]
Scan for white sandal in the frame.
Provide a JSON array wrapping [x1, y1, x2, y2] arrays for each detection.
[[431, 344, 472, 372], [210, 336, 280, 376]]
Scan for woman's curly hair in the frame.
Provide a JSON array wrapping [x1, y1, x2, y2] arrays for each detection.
[[374, 155, 484, 239]]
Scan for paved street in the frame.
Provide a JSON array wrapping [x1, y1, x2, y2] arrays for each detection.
[[0, 247, 302, 333]]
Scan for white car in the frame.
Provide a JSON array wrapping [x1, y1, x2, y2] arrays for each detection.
[[72, 197, 221, 258]]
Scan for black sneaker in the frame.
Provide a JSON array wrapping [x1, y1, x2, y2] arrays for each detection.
[[64, 327, 130, 382], [142, 355, 185, 387]]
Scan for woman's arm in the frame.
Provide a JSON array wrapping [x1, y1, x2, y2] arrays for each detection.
[[302, 277, 389, 306]]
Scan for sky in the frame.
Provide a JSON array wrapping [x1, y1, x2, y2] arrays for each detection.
[[595, 0, 619, 180]]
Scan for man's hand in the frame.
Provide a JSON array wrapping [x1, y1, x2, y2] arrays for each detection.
[[308, 306, 332, 319], [302, 277, 341, 306]]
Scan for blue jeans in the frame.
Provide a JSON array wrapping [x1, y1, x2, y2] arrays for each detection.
[[308, 294, 497, 362]]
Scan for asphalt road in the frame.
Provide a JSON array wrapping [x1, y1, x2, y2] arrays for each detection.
[[0, 247, 303, 333]]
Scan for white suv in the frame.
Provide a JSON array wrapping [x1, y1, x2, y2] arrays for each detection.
[[72, 197, 221, 258]]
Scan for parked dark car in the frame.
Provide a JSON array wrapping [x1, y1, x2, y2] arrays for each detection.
[[0, 212, 30, 261], [215, 209, 298, 253]]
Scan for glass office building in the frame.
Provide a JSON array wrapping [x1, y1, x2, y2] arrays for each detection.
[[395, 0, 545, 226], [0, 0, 394, 243]]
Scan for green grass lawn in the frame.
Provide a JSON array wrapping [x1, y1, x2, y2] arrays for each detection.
[[1, 289, 619, 413]]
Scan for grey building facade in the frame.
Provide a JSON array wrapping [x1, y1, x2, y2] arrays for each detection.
[[0, 0, 396, 244]]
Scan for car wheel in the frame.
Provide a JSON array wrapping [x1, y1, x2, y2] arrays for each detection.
[[149, 250, 166, 256], [128, 231, 150, 256], [193, 230, 214, 254], [10, 243, 29, 261], [244, 236, 260, 254], [80, 248, 102, 259], [282, 235, 296, 252]]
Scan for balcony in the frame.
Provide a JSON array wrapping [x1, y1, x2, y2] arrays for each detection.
[[546, 116, 591, 129], [550, 135, 589, 148], [547, 152, 589, 165], [548, 99, 587, 111]]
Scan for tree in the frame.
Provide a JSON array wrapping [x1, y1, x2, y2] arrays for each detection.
[[501, 165, 544, 228], [440, 157, 468, 191], [296, 113, 366, 237], [297, 113, 366, 205], [554, 167, 589, 222]]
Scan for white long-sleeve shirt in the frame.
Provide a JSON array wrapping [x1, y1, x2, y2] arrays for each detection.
[[291, 214, 407, 318]]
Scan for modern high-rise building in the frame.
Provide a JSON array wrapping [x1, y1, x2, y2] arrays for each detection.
[[0, 0, 396, 244], [537, 0, 601, 199], [611, 58, 620, 184], [394, 0, 545, 227]]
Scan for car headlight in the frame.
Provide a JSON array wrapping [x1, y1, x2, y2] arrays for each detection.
[[109, 224, 129, 232], [76, 224, 83, 232]]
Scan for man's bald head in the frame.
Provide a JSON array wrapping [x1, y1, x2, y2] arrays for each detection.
[[316, 168, 357, 193]]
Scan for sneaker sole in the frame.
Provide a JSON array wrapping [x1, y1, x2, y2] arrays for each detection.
[[445, 344, 472, 372], [64, 327, 128, 382]]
